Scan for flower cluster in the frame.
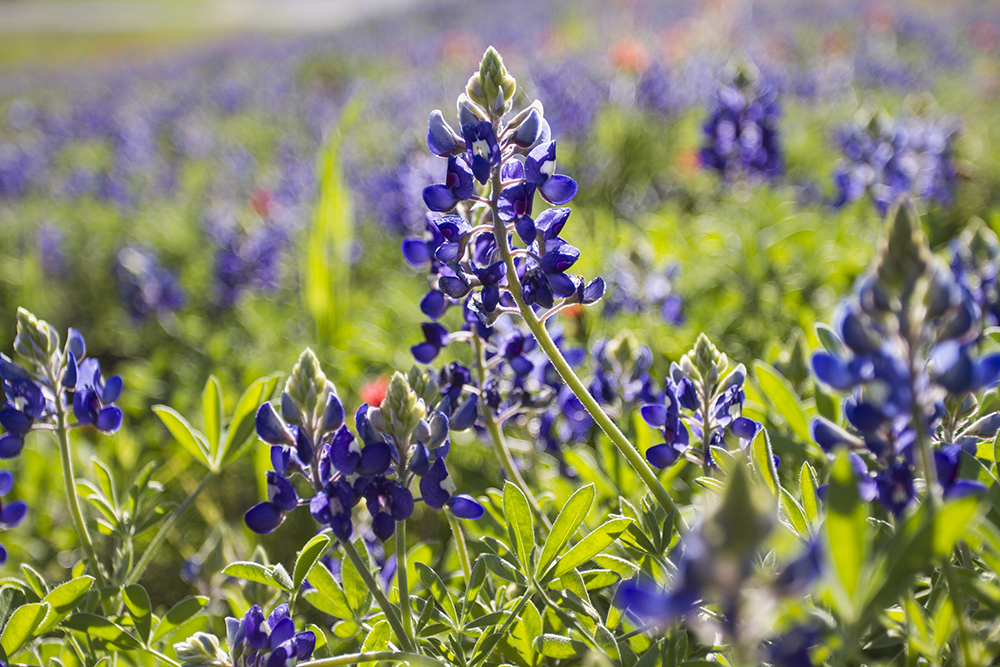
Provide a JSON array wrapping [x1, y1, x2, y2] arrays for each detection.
[[114, 245, 186, 321], [402, 47, 604, 344], [1, 309, 123, 461], [0, 471, 27, 564], [602, 247, 684, 324], [700, 65, 783, 182], [950, 220, 1000, 328], [641, 333, 761, 469], [831, 110, 959, 214], [244, 350, 483, 543], [225, 604, 315, 667], [811, 202, 993, 514]]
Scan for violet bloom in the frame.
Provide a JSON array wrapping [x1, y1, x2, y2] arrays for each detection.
[[227, 604, 315, 667], [73, 358, 123, 433], [422, 155, 474, 212], [462, 120, 500, 184], [0, 470, 27, 565], [0, 357, 46, 458]]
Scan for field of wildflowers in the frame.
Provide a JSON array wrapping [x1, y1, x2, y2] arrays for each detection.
[[2, 0, 1000, 664]]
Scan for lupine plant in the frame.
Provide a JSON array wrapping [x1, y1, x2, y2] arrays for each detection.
[[2, 43, 1000, 667]]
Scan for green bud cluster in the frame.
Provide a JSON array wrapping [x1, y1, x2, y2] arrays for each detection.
[[284, 348, 330, 421], [680, 332, 729, 394], [466, 46, 517, 118], [382, 371, 426, 443], [407, 365, 439, 407], [14, 307, 60, 370], [173, 631, 229, 667]]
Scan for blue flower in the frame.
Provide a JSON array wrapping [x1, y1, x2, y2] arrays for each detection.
[[422, 155, 474, 212], [228, 604, 315, 667], [244, 471, 299, 534], [419, 458, 484, 519], [411, 322, 450, 364], [642, 378, 691, 468], [72, 358, 123, 433], [0, 357, 46, 459], [462, 121, 500, 184], [0, 470, 27, 565], [524, 141, 578, 206], [356, 476, 413, 542]]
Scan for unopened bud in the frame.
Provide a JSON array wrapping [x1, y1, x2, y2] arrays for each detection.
[[174, 631, 228, 666]]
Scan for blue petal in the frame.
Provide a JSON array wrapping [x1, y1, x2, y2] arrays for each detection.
[[95, 406, 123, 433], [420, 290, 448, 319], [423, 184, 459, 212], [411, 342, 440, 364], [67, 327, 86, 359], [0, 501, 26, 527], [0, 434, 24, 459], [641, 404, 667, 428], [0, 471, 12, 496], [322, 393, 345, 432], [448, 494, 485, 519], [102, 375, 123, 404], [244, 502, 283, 534], [812, 352, 855, 391], [646, 443, 682, 468], [540, 175, 578, 205], [62, 351, 78, 387], [811, 417, 861, 452], [516, 216, 537, 245], [401, 238, 431, 267], [427, 110, 460, 156], [452, 395, 478, 430], [255, 403, 291, 445], [357, 442, 391, 477], [294, 631, 317, 660], [0, 409, 31, 436]]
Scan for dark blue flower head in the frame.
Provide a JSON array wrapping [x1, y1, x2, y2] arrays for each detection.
[[229, 604, 315, 667], [462, 121, 500, 184], [0, 358, 46, 459], [72, 358, 123, 433], [0, 470, 27, 565], [422, 155, 474, 213], [700, 71, 783, 182]]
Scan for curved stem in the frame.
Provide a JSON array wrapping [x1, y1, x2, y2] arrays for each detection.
[[446, 511, 472, 582], [340, 539, 414, 653], [395, 520, 417, 652], [487, 165, 685, 529], [472, 330, 552, 530], [52, 383, 106, 588], [300, 652, 446, 667], [125, 471, 215, 586]]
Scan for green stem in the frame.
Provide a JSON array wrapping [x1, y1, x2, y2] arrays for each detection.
[[447, 511, 472, 582], [487, 165, 685, 530], [148, 648, 182, 667], [300, 652, 446, 667], [341, 539, 414, 653], [52, 381, 106, 588], [395, 520, 417, 652], [125, 471, 215, 586], [472, 329, 552, 530]]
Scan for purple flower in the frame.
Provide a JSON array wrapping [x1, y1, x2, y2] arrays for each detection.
[[0, 357, 46, 459], [0, 470, 27, 565], [72, 358, 123, 434], [229, 604, 315, 667], [422, 155, 474, 212], [462, 121, 500, 184]]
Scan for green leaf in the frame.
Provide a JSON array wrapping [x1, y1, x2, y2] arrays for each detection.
[[751, 428, 779, 496], [579, 569, 620, 590], [19, 564, 47, 598], [503, 482, 535, 573], [933, 495, 981, 558], [1, 602, 49, 655], [36, 576, 94, 635], [416, 563, 457, 623], [462, 557, 487, 623], [152, 405, 213, 470], [815, 323, 844, 354], [271, 563, 293, 591], [825, 451, 868, 616], [293, 534, 332, 592], [799, 462, 820, 523], [358, 621, 391, 667], [512, 601, 540, 665], [534, 634, 587, 659], [479, 554, 527, 587], [151, 596, 208, 642], [203, 375, 223, 462], [755, 362, 811, 443], [63, 612, 140, 650], [553, 517, 633, 578], [123, 584, 152, 645], [780, 488, 809, 536], [305, 562, 353, 619], [221, 562, 280, 589], [341, 542, 370, 612], [538, 484, 595, 579], [223, 374, 281, 465]]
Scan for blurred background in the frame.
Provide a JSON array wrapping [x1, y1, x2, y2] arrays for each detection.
[[1, 0, 998, 607]]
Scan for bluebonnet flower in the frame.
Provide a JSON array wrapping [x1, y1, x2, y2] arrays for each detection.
[[950, 221, 1000, 327], [226, 604, 315, 667], [72, 358, 124, 433], [603, 247, 684, 324], [115, 245, 185, 320], [831, 110, 959, 214], [0, 356, 47, 458], [0, 470, 27, 565], [811, 202, 994, 514], [700, 66, 783, 182], [642, 334, 760, 470], [213, 223, 287, 308], [244, 351, 483, 542], [404, 47, 604, 346]]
